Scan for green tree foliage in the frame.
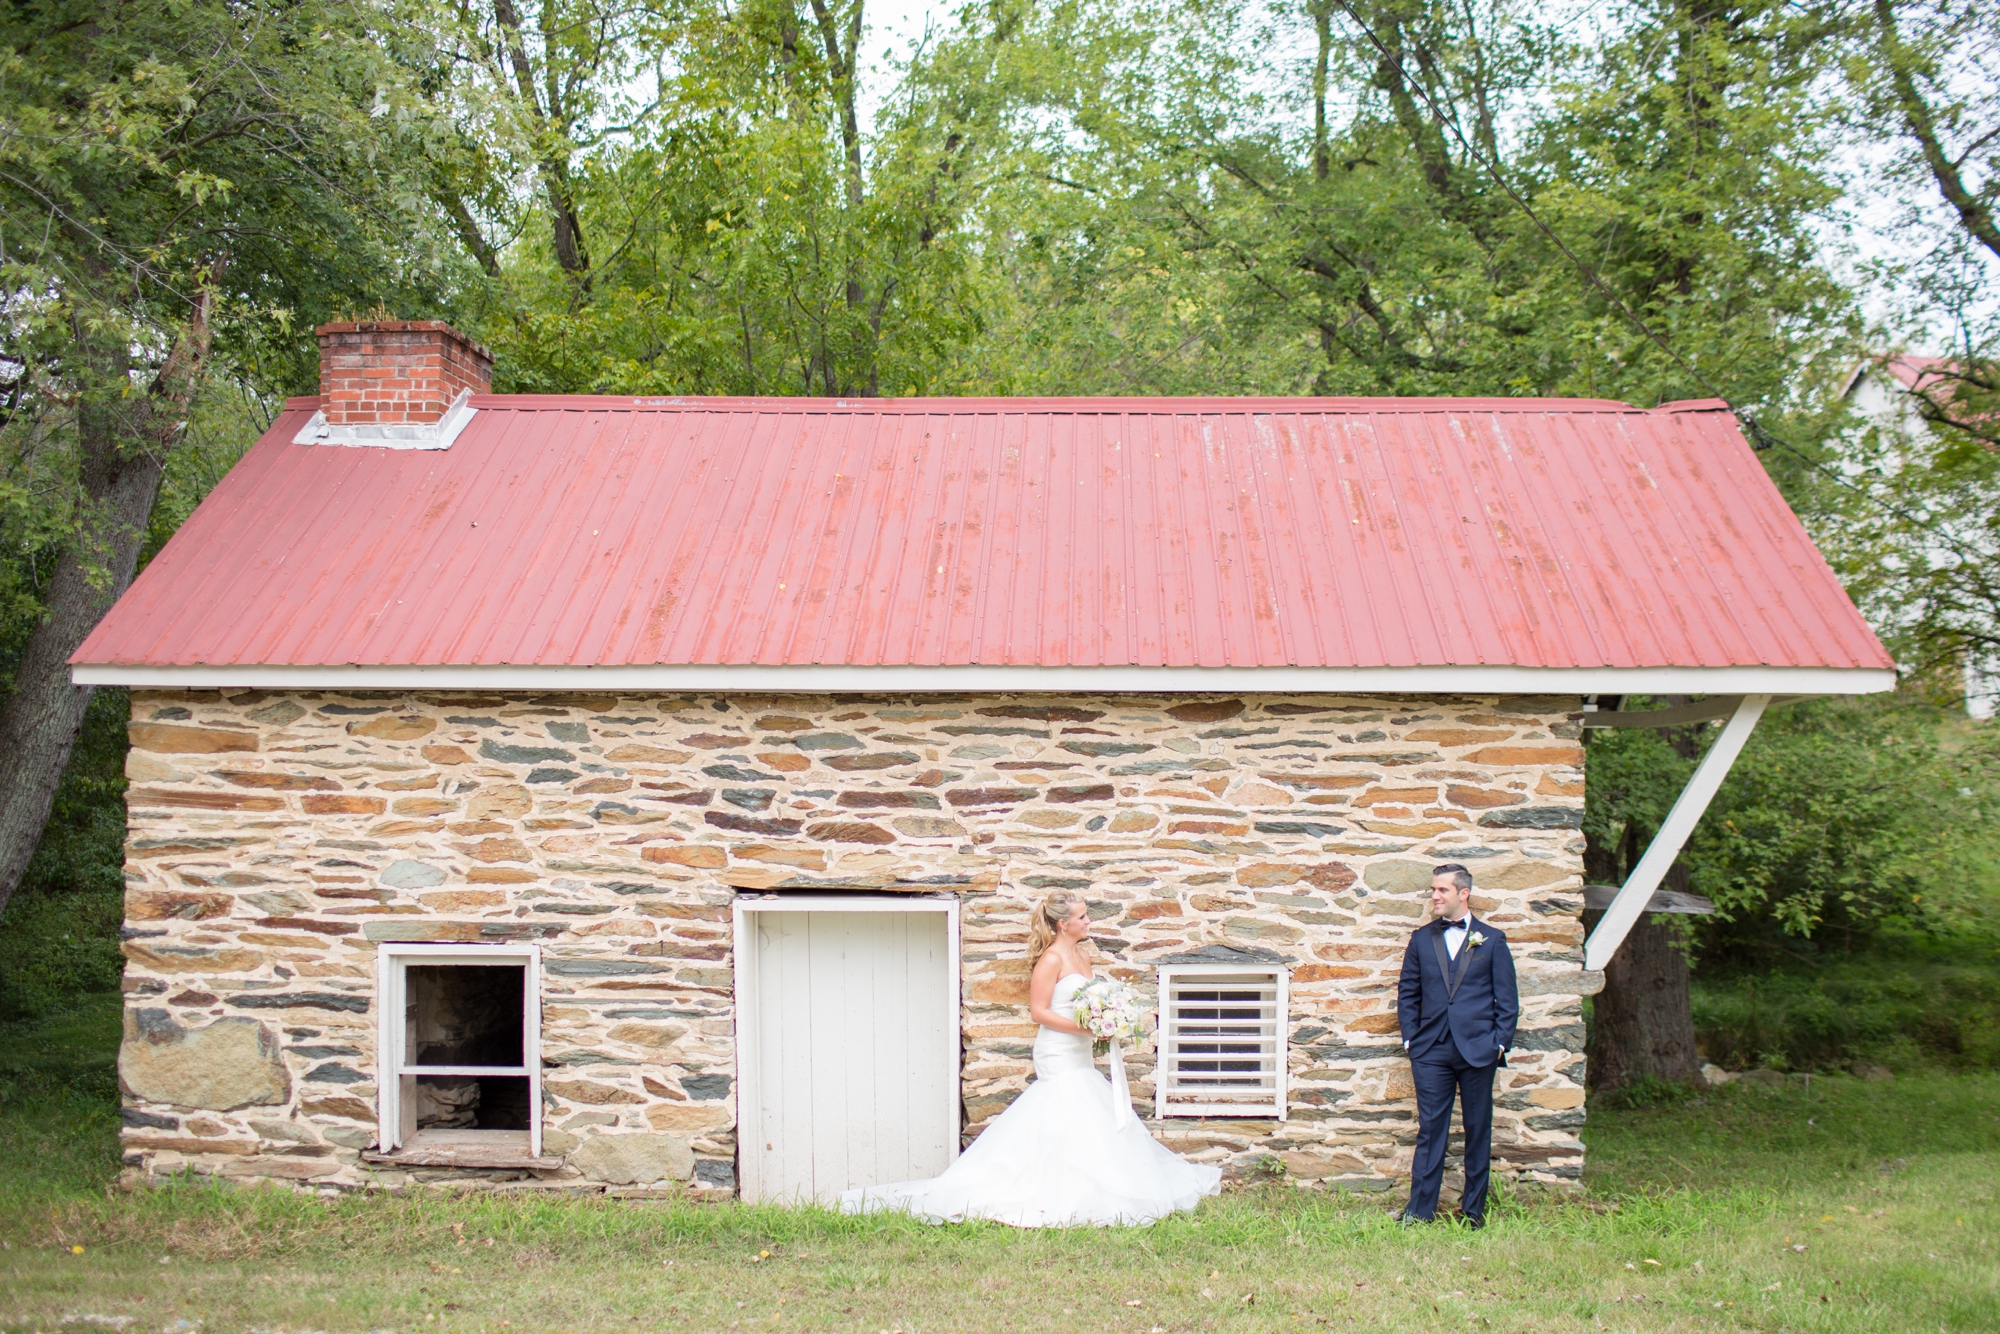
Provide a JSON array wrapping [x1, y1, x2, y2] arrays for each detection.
[[2, 0, 1994, 1008], [1816, 392, 2000, 695], [1823, 0, 2000, 694], [866, 0, 1859, 407], [1693, 934, 2000, 1070], [425, 0, 1868, 413], [1530, 0, 1855, 407], [0, 0, 470, 912], [1849, 0, 2000, 433], [428, 0, 1004, 396], [1585, 697, 2000, 960]]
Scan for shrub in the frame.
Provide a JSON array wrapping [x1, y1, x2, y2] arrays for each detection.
[[14, 687, 129, 901], [1585, 695, 2000, 957], [1692, 935, 2000, 1072], [0, 888, 125, 1022]]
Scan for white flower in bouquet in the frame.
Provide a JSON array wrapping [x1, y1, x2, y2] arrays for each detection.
[[1071, 977, 1146, 1050]]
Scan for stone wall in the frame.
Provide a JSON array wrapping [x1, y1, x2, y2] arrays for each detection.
[[117, 689, 1594, 1195]]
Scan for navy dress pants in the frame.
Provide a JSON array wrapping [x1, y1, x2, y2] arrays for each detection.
[[1406, 1038, 1497, 1221]]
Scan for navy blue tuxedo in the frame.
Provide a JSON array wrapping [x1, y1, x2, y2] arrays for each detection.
[[1397, 915, 1519, 1067], [1396, 916, 1520, 1222]]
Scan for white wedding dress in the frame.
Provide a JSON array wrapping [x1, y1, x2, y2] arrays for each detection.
[[838, 974, 1223, 1227]]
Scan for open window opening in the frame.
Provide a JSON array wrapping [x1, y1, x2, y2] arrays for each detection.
[[370, 943, 551, 1167], [408, 964, 530, 1132], [1154, 965, 1288, 1119]]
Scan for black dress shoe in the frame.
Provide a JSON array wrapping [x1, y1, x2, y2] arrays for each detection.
[[1396, 1210, 1431, 1226], [1455, 1212, 1486, 1230]]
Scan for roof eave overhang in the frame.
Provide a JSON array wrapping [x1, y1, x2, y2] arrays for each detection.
[[69, 663, 1898, 694]]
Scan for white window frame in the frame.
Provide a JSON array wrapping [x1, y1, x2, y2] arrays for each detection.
[[375, 942, 542, 1156], [1154, 963, 1288, 1120]]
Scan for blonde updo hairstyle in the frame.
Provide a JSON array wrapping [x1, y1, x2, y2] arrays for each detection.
[[1027, 890, 1085, 966]]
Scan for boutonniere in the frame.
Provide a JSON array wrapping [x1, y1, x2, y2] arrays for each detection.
[[1468, 931, 1488, 949]]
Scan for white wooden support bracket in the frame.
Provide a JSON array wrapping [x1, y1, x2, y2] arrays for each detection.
[[1582, 694, 1771, 972]]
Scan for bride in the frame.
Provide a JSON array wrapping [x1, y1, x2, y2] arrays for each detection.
[[839, 891, 1222, 1226]]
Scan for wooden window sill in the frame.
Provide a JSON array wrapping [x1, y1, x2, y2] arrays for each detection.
[[363, 1130, 563, 1170]]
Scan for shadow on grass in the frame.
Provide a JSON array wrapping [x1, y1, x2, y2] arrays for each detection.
[[1588, 1068, 2000, 1193]]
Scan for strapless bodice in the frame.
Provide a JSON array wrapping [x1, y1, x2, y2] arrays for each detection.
[[1033, 973, 1095, 1078]]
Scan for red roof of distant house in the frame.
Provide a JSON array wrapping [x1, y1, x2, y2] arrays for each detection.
[[1844, 355, 1994, 436], [1874, 356, 1956, 395], [71, 394, 1893, 692], [1842, 353, 1978, 404]]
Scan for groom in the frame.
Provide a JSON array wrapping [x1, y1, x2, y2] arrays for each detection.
[[1396, 863, 1519, 1228]]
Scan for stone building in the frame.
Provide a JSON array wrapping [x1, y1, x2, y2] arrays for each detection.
[[75, 322, 1892, 1199]]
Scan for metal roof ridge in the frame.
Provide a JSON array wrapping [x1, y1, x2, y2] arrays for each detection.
[[456, 392, 1647, 413], [1649, 398, 1733, 413]]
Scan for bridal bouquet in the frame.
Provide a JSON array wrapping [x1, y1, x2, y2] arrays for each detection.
[[1072, 977, 1145, 1052]]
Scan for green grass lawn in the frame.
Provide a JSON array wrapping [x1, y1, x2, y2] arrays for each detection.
[[2, 997, 1996, 1332]]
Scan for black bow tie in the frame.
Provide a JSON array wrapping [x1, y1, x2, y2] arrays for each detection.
[[1441, 919, 1468, 930]]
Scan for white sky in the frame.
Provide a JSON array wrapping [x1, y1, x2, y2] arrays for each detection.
[[859, 0, 955, 136]]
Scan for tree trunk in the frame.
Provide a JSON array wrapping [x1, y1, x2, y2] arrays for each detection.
[[0, 281, 215, 913], [1310, 0, 1333, 183], [490, 0, 593, 281], [1583, 891, 1705, 1094], [1580, 697, 1712, 1092], [1873, 0, 2000, 264], [0, 441, 164, 914]]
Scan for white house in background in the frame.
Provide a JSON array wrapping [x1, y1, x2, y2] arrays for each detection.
[[1841, 355, 1997, 719], [1841, 355, 1961, 438]]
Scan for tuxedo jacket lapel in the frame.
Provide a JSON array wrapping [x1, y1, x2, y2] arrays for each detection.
[[1452, 918, 1478, 994], [1432, 918, 1477, 1001]]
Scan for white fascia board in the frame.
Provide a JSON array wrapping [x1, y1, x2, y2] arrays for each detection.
[[70, 662, 1898, 694]]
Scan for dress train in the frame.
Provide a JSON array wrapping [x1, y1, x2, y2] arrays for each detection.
[[838, 974, 1222, 1227]]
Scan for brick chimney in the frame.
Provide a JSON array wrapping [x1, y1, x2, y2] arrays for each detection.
[[315, 320, 492, 427]]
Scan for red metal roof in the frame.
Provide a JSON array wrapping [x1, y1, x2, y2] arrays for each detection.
[[73, 394, 1891, 680]]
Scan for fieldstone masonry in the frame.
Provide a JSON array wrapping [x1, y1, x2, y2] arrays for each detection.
[[117, 689, 1598, 1195]]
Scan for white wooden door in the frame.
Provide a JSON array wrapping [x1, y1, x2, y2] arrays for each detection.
[[739, 905, 958, 1204]]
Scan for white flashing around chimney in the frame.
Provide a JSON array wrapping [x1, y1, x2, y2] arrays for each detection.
[[292, 389, 477, 450]]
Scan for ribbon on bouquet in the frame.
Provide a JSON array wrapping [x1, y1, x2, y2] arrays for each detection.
[[1107, 1037, 1136, 1130]]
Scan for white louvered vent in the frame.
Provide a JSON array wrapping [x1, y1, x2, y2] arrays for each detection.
[[1155, 965, 1288, 1119]]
